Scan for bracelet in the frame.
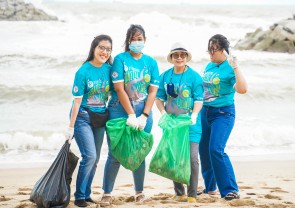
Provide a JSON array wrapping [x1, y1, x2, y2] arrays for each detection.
[[142, 112, 149, 118]]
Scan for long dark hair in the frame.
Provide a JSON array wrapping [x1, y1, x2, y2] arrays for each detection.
[[208, 34, 230, 54], [124, 24, 146, 52], [84, 34, 113, 65]]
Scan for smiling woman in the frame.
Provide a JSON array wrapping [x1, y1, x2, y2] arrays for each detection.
[[65, 34, 113, 207]]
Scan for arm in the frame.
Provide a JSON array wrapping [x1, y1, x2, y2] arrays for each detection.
[[143, 85, 158, 115], [155, 98, 165, 113], [233, 67, 248, 94], [114, 82, 135, 115], [69, 97, 82, 128]]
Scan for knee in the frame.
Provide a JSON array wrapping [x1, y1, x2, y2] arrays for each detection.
[[209, 146, 223, 158], [81, 154, 97, 166]]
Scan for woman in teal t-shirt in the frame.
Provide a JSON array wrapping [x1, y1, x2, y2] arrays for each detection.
[[100, 24, 159, 206], [156, 42, 204, 203], [199, 34, 248, 201], [64, 35, 113, 207]]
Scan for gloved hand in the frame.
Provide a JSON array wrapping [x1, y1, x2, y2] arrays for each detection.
[[224, 49, 239, 69], [160, 110, 167, 115], [138, 114, 147, 130], [190, 113, 198, 125], [126, 114, 138, 129], [64, 127, 74, 143]]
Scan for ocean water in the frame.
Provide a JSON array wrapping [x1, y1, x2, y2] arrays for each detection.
[[1, 2, 295, 168]]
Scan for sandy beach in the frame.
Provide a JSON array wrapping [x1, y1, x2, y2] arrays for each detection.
[[1, 157, 295, 208]]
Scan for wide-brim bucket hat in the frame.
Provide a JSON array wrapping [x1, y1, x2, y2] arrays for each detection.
[[167, 42, 192, 63]]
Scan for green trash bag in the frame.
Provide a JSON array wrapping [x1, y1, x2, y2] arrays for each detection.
[[149, 114, 191, 184], [106, 118, 154, 172]]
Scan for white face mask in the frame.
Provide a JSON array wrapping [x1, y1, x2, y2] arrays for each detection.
[[129, 41, 145, 53]]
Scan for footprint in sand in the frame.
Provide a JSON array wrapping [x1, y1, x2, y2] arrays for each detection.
[[17, 192, 30, 195], [151, 193, 174, 200], [239, 185, 254, 190], [0, 196, 12, 202], [264, 194, 282, 200], [228, 199, 255, 206], [119, 184, 133, 187], [18, 188, 32, 191]]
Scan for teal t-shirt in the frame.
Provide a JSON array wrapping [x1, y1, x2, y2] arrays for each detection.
[[202, 60, 236, 107], [111, 52, 160, 102], [156, 66, 204, 143], [72, 61, 111, 113]]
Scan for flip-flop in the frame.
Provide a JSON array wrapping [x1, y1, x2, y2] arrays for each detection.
[[100, 194, 112, 207], [224, 191, 240, 201], [134, 193, 145, 203]]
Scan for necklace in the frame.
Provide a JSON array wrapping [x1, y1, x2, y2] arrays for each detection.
[[170, 65, 186, 85]]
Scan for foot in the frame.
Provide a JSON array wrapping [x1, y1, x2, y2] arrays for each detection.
[[196, 190, 203, 195], [172, 194, 187, 202], [100, 194, 112, 207], [85, 197, 97, 204], [74, 199, 88, 207], [187, 197, 197, 203], [134, 193, 145, 203], [224, 191, 240, 201], [203, 189, 218, 195]]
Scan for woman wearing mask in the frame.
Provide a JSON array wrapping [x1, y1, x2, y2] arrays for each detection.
[[155, 42, 203, 203], [100, 24, 159, 206], [64, 35, 113, 207], [199, 34, 247, 200]]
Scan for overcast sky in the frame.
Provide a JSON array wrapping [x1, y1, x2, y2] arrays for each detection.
[[39, 0, 295, 5]]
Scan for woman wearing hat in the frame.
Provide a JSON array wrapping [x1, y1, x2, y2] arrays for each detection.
[[155, 42, 204, 203]]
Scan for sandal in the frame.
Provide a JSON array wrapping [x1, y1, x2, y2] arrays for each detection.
[[203, 189, 218, 195], [100, 194, 112, 207], [134, 193, 145, 203], [224, 191, 240, 201]]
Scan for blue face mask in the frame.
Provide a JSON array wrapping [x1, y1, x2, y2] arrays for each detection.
[[129, 41, 145, 53]]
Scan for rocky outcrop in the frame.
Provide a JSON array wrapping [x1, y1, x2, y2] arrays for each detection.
[[0, 0, 58, 21], [234, 15, 295, 54]]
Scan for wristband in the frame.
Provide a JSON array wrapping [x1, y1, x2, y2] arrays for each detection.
[[142, 112, 149, 118]]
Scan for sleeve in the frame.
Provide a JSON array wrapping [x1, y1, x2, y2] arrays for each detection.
[[156, 72, 167, 102], [150, 58, 160, 88], [111, 54, 124, 83], [192, 72, 204, 103], [72, 68, 86, 98]]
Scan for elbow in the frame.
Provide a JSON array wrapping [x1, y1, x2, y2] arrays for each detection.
[[237, 86, 248, 94]]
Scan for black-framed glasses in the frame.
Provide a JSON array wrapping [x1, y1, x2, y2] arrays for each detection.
[[207, 47, 220, 55], [97, 45, 112, 53], [172, 53, 187, 59]]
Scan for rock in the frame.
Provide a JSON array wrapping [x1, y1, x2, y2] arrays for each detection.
[[234, 15, 295, 54], [0, 0, 58, 21]]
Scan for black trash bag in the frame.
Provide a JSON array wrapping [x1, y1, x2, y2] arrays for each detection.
[[30, 141, 79, 208]]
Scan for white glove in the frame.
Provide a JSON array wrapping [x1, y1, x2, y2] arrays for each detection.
[[138, 114, 148, 130], [224, 49, 239, 69], [64, 127, 74, 144], [126, 114, 138, 129], [160, 110, 167, 115], [190, 113, 198, 125]]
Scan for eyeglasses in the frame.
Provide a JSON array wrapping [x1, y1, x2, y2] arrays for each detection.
[[172, 53, 187, 59], [97, 45, 112, 53], [207, 47, 220, 55]]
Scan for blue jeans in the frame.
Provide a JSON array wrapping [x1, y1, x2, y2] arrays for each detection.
[[102, 98, 153, 193], [74, 108, 105, 200], [199, 104, 238, 198]]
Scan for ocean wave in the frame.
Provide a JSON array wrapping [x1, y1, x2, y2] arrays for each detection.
[[0, 54, 84, 70], [0, 84, 71, 103]]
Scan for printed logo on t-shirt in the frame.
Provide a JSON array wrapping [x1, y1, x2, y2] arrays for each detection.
[[73, 86, 78, 93], [112, 72, 118, 79], [87, 80, 94, 88]]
